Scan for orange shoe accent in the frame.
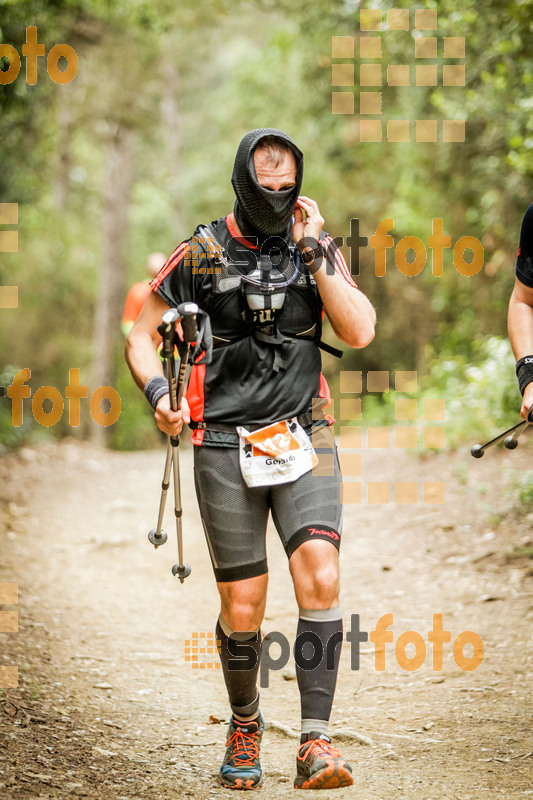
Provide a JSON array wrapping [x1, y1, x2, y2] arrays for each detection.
[[294, 737, 353, 790], [219, 717, 264, 789], [224, 728, 260, 768], [222, 777, 257, 790]]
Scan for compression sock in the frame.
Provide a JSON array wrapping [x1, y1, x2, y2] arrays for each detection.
[[295, 607, 343, 740], [216, 615, 262, 722]]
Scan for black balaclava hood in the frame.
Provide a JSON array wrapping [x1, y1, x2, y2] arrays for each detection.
[[231, 127, 303, 244]]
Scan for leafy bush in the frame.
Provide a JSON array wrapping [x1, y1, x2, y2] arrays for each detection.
[[505, 471, 533, 510], [108, 362, 162, 451], [0, 365, 33, 451], [362, 336, 521, 450]]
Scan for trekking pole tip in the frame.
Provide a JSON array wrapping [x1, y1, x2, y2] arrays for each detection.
[[471, 444, 484, 458], [172, 562, 192, 582], [148, 528, 168, 547]]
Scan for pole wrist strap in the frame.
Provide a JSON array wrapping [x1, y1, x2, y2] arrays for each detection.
[[516, 356, 533, 396], [144, 375, 169, 410]]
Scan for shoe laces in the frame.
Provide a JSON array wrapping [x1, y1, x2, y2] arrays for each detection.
[[226, 727, 260, 766], [298, 737, 342, 762]]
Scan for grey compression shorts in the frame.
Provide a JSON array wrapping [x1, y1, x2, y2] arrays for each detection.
[[193, 427, 343, 582]]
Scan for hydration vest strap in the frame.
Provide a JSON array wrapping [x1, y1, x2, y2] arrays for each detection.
[[199, 223, 229, 266], [317, 340, 343, 359]]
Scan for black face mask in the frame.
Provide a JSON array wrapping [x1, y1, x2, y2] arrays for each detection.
[[231, 128, 304, 244]]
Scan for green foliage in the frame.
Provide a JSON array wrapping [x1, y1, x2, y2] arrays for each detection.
[[422, 336, 519, 445], [108, 359, 162, 451], [362, 336, 520, 449], [504, 470, 533, 510], [1, 0, 531, 449], [0, 365, 32, 450]]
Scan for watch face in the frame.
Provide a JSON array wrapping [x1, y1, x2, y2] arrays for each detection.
[[306, 248, 317, 261], [303, 246, 321, 262]]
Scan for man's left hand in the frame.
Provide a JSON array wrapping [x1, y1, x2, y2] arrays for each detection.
[[293, 196, 324, 247]]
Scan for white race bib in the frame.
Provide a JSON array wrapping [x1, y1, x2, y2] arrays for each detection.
[[237, 418, 318, 488]]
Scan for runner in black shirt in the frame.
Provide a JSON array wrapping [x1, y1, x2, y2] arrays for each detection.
[[125, 129, 376, 790], [508, 203, 533, 420]]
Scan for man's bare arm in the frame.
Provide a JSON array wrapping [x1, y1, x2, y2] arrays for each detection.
[[313, 267, 376, 349], [125, 291, 190, 435], [125, 291, 170, 388], [293, 195, 376, 349], [508, 277, 533, 420]]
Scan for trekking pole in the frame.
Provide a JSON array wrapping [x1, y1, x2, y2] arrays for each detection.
[[471, 405, 533, 458], [148, 302, 199, 583], [169, 303, 198, 583], [147, 308, 179, 551]]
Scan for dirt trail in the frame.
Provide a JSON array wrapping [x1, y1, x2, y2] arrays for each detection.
[[1, 437, 532, 799]]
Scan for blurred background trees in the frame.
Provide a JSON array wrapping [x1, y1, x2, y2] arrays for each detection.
[[0, 0, 531, 449]]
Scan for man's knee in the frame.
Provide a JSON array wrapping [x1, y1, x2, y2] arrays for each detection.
[[311, 563, 339, 601], [291, 541, 340, 604], [218, 576, 267, 631], [222, 602, 263, 632]]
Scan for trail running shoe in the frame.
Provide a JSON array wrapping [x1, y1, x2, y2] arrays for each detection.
[[219, 715, 264, 790], [294, 732, 353, 790]]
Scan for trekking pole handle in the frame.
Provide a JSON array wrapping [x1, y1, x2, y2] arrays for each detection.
[[177, 301, 199, 344], [175, 303, 198, 411], [161, 308, 180, 361], [529, 404, 533, 424], [159, 303, 199, 414], [159, 309, 179, 413]]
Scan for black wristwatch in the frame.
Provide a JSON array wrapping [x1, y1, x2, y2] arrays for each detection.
[[300, 244, 324, 263]]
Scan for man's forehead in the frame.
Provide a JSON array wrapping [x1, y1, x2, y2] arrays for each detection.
[[253, 148, 297, 174]]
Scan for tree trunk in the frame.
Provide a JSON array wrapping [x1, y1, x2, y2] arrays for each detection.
[[54, 90, 72, 212], [92, 124, 134, 446], [160, 56, 183, 233]]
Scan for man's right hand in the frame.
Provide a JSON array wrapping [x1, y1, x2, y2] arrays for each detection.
[[521, 382, 533, 422], [155, 393, 191, 436]]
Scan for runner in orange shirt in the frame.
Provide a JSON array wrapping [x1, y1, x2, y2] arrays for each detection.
[[121, 253, 167, 336]]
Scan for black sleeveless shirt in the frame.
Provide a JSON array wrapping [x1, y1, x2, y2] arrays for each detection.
[[151, 214, 353, 443]]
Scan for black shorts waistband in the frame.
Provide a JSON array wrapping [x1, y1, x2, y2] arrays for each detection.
[[191, 410, 327, 434]]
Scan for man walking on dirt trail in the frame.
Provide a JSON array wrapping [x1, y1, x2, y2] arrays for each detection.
[[508, 202, 533, 421], [125, 128, 376, 790]]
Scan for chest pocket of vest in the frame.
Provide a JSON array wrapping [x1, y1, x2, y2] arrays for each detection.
[[278, 278, 322, 341], [195, 230, 322, 345], [192, 225, 343, 361]]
